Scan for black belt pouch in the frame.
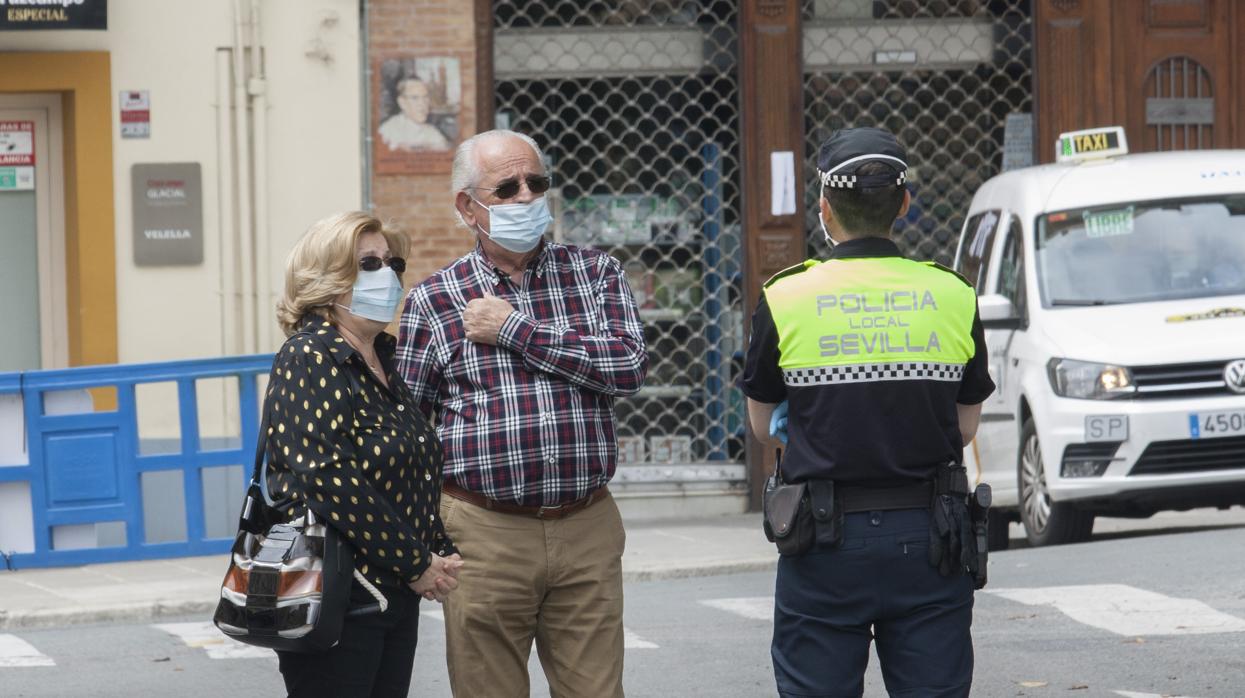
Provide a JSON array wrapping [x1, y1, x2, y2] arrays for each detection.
[[807, 480, 843, 549], [763, 476, 814, 556]]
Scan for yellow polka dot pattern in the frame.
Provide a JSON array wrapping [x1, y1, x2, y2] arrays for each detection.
[[264, 317, 456, 589]]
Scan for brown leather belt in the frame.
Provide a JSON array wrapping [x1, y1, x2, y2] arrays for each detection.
[[442, 482, 608, 520]]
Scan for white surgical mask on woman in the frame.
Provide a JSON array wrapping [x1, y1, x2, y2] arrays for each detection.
[[471, 196, 553, 253], [338, 268, 404, 323]]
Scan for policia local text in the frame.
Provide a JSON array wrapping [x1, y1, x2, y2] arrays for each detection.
[[816, 289, 943, 357]]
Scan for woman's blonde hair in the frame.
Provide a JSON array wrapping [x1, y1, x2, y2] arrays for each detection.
[[276, 211, 410, 336]]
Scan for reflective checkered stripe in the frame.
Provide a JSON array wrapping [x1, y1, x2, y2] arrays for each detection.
[[818, 169, 907, 189], [783, 362, 964, 386]]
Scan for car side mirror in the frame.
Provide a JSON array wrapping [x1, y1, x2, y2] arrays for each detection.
[[978, 293, 1021, 330]]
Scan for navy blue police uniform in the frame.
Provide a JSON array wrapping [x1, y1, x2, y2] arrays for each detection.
[[741, 127, 995, 698]]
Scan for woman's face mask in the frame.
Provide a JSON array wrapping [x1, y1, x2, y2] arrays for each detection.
[[472, 196, 553, 253], [339, 267, 404, 323]]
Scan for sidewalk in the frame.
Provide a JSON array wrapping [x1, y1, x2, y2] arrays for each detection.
[[0, 513, 775, 631]]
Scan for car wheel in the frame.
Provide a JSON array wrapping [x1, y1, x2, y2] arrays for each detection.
[[986, 509, 1011, 551], [1018, 418, 1094, 546]]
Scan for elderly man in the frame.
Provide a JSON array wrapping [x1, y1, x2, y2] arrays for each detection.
[[396, 129, 647, 697]]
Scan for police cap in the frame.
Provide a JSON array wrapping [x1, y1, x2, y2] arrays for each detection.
[[816, 127, 908, 190]]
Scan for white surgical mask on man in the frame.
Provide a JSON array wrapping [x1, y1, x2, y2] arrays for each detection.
[[819, 181, 837, 249], [471, 196, 553, 253]]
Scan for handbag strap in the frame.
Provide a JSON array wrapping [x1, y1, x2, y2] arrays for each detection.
[[249, 385, 274, 489]]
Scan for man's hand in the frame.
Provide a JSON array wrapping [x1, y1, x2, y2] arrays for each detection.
[[768, 400, 789, 445], [463, 294, 514, 346], [410, 552, 464, 603]]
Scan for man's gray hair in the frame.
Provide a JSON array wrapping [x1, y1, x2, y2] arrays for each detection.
[[451, 129, 546, 228]]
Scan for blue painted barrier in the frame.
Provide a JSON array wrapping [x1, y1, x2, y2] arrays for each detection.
[[0, 354, 273, 569]]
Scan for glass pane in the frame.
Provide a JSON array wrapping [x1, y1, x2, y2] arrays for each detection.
[[0, 190, 40, 371]]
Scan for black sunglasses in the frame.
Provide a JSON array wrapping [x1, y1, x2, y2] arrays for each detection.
[[359, 256, 406, 274], [471, 174, 552, 201]]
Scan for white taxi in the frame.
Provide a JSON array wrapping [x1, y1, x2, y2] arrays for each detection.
[[953, 126, 1245, 547]]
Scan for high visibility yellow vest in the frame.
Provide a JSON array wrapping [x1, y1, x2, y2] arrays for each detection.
[[763, 256, 978, 386]]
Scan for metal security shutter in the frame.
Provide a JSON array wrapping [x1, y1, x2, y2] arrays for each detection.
[[492, 1, 746, 490], [803, 0, 1035, 264]]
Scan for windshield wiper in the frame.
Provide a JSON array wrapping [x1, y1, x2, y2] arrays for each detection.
[[1049, 299, 1112, 306]]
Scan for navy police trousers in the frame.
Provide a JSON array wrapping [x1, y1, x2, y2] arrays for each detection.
[[772, 508, 974, 698]]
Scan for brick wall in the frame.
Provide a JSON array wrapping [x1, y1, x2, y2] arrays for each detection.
[[368, 0, 480, 284]]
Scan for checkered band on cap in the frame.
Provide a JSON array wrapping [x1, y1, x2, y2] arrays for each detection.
[[820, 172, 857, 189], [783, 362, 965, 386], [817, 167, 907, 190]]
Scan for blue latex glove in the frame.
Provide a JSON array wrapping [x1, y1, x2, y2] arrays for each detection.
[[768, 400, 789, 445]]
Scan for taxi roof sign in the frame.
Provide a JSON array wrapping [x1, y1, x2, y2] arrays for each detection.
[[1055, 126, 1129, 163]]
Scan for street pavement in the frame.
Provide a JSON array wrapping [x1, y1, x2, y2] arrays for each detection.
[[2, 508, 1244, 697]]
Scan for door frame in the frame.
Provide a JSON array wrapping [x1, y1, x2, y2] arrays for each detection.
[[0, 95, 69, 369], [0, 51, 117, 371]]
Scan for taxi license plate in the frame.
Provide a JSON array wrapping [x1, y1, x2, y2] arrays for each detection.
[[1189, 411, 1245, 439]]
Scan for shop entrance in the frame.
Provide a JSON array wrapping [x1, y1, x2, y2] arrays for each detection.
[[0, 94, 68, 371]]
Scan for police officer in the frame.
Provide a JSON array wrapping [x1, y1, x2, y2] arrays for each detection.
[[742, 127, 995, 698]]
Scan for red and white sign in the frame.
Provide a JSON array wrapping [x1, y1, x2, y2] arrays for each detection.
[[120, 90, 150, 139], [0, 121, 34, 166]]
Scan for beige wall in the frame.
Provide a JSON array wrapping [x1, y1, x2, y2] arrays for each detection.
[[1, 0, 363, 438]]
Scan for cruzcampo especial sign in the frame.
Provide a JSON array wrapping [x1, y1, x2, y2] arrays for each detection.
[[0, 0, 107, 30]]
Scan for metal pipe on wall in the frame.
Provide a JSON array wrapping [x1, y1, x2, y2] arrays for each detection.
[[249, 0, 273, 351], [359, 0, 372, 210], [215, 49, 238, 357], [232, 0, 257, 355]]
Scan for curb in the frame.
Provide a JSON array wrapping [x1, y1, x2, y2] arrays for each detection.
[[1, 560, 778, 631], [622, 558, 777, 583], [0, 599, 218, 632]]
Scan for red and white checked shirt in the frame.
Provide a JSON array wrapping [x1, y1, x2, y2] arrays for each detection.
[[396, 242, 648, 507]]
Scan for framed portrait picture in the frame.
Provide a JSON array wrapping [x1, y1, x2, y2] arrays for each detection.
[[373, 55, 462, 174]]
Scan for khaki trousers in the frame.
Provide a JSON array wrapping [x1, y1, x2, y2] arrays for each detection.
[[440, 489, 626, 698]]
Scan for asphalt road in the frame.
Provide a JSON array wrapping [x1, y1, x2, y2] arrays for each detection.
[[4, 509, 1244, 698]]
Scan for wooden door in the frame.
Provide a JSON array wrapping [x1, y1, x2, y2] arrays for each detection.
[[1034, 0, 1245, 161], [1112, 0, 1232, 152]]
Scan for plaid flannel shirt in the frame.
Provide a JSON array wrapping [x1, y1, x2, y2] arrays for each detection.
[[396, 242, 648, 507]]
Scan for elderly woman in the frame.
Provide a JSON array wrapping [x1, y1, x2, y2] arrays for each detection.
[[267, 211, 462, 697]]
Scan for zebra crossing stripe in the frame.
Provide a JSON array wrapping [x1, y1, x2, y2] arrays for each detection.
[[987, 584, 1245, 636], [421, 607, 658, 648], [154, 622, 274, 660], [623, 628, 658, 649], [700, 597, 774, 622], [1114, 691, 1204, 698], [0, 634, 55, 668]]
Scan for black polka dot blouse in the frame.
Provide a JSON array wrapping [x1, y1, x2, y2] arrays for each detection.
[[263, 314, 456, 590]]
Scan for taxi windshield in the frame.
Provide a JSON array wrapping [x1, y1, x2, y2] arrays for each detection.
[[1036, 195, 1245, 307]]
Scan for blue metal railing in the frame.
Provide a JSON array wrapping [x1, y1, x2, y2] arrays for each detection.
[[0, 354, 273, 569]]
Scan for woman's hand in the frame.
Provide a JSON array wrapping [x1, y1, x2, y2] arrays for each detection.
[[410, 553, 463, 602]]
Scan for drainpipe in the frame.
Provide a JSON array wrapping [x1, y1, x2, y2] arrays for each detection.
[[233, 0, 257, 355], [249, 0, 273, 350], [360, 0, 372, 210], [216, 49, 237, 356]]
